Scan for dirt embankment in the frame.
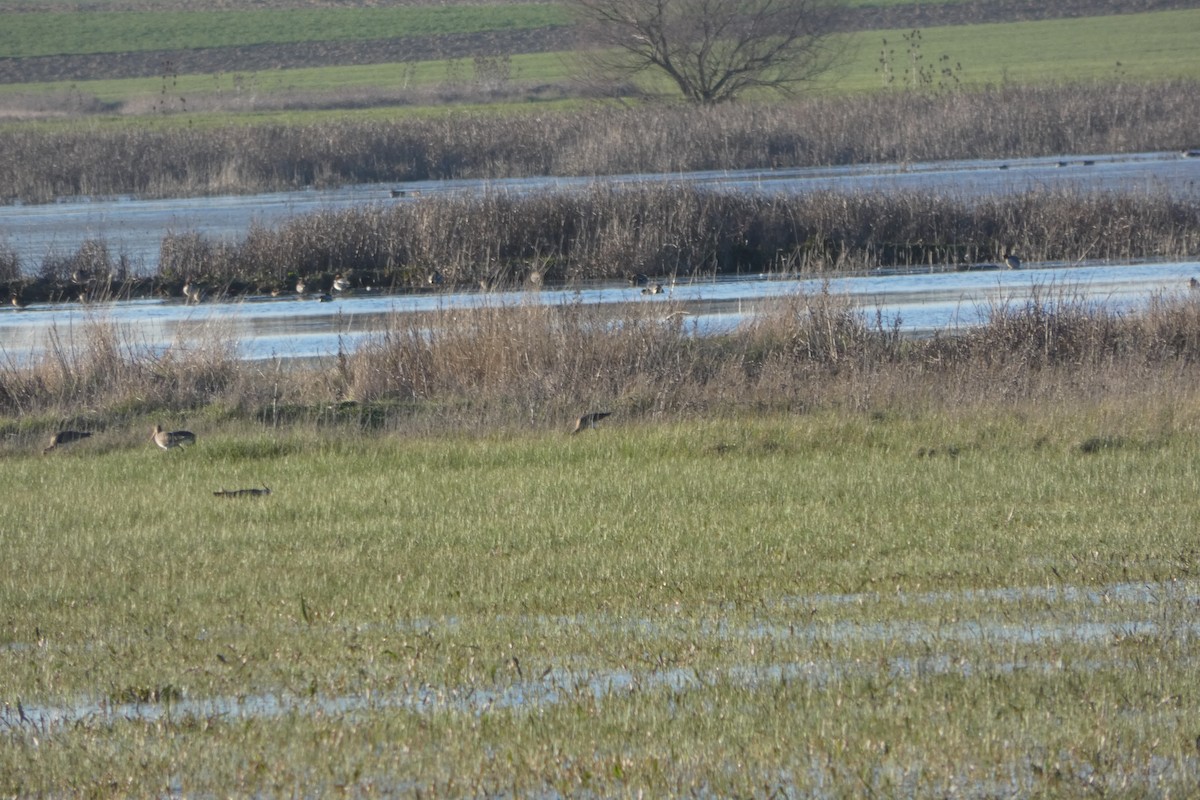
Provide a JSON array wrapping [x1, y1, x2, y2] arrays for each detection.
[[0, 0, 1192, 86]]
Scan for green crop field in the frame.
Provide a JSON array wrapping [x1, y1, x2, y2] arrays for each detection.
[[0, 4, 569, 58], [3, 8, 1198, 127], [3, 409, 1200, 794]]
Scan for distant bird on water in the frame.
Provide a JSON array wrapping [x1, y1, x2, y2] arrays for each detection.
[[43, 430, 92, 455], [152, 424, 196, 450], [572, 412, 612, 434], [1003, 247, 1021, 270]]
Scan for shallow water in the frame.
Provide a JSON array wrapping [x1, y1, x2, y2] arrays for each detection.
[[2, 150, 1198, 362], [2, 257, 1198, 363], [5, 578, 1194, 731], [2, 150, 1197, 272]]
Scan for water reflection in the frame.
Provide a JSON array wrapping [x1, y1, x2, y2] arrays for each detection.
[[2, 259, 1199, 363], [4, 578, 1194, 732], [1, 151, 1197, 273]]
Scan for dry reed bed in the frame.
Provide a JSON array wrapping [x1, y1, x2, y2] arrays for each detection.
[[6, 287, 1200, 438], [151, 187, 1200, 288], [1, 82, 1197, 204]]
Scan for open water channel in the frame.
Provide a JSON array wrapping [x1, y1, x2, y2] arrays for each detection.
[[2, 150, 1198, 362]]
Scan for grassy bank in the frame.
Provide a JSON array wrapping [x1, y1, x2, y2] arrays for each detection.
[[3, 405, 1200, 795]]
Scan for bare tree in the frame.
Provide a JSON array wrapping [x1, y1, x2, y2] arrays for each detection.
[[570, 0, 846, 104]]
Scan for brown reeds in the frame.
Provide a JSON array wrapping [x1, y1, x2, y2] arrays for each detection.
[[5, 287, 1200, 436], [142, 186, 1200, 289], [1, 82, 1197, 204]]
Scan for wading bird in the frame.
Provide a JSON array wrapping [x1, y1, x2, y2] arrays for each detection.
[[572, 412, 612, 434], [10, 293, 26, 309], [1003, 248, 1021, 270], [332, 274, 351, 293], [152, 424, 196, 450], [182, 280, 203, 304], [43, 430, 92, 455], [641, 283, 664, 295], [295, 278, 307, 296]]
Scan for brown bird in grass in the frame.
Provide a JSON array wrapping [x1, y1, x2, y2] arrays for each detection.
[[43, 430, 92, 455], [152, 424, 196, 450], [572, 412, 612, 434]]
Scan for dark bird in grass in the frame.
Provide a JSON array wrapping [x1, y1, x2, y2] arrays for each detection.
[[572, 412, 612, 434], [152, 424, 196, 450], [43, 430, 92, 455]]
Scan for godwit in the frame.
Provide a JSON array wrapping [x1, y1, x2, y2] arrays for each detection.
[[152, 424, 196, 450], [295, 278, 307, 296], [1003, 248, 1021, 270], [332, 274, 351, 293], [572, 412, 612, 434], [182, 280, 203, 304], [43, 430, 92, 455]]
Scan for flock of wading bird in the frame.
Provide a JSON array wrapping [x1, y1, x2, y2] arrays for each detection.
[[41, 424, 195, 455], [38, 412, 612, 495]]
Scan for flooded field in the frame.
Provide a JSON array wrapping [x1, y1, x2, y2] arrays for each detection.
[[2, 150, 1198, 273], [3, 257, 1199, 363], [6, 576, 1198, 797]]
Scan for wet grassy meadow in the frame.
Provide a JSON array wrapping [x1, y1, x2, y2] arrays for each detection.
[[3, 408, 1200, 795]]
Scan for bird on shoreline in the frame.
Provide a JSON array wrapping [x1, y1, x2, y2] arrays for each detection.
[[295, 278, 307, 296], [182, 280, 203, 304], [43, 430, 92, 455], [332, 274, 351, 293], [1003, 247, 1021, 270], [9, 293, 26, 309], [152, 424, 196, 450], [641, 283, 664, 295], [572, 411, 612, 434]]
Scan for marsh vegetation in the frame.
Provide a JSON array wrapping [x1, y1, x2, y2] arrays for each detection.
[[3, 0, 1200, 795]]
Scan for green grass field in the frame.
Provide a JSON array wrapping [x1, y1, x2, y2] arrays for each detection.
[[0, 4, 570, 58], [3, 409, 1200, 794], [3, 8, 1199, 124], [4, 8, 1195, 128]]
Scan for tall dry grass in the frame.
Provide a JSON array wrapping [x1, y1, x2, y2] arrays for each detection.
[[6, 286, 1200, 439], [1, 82, 1196, 204], [154, 186, 1200, 288]]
